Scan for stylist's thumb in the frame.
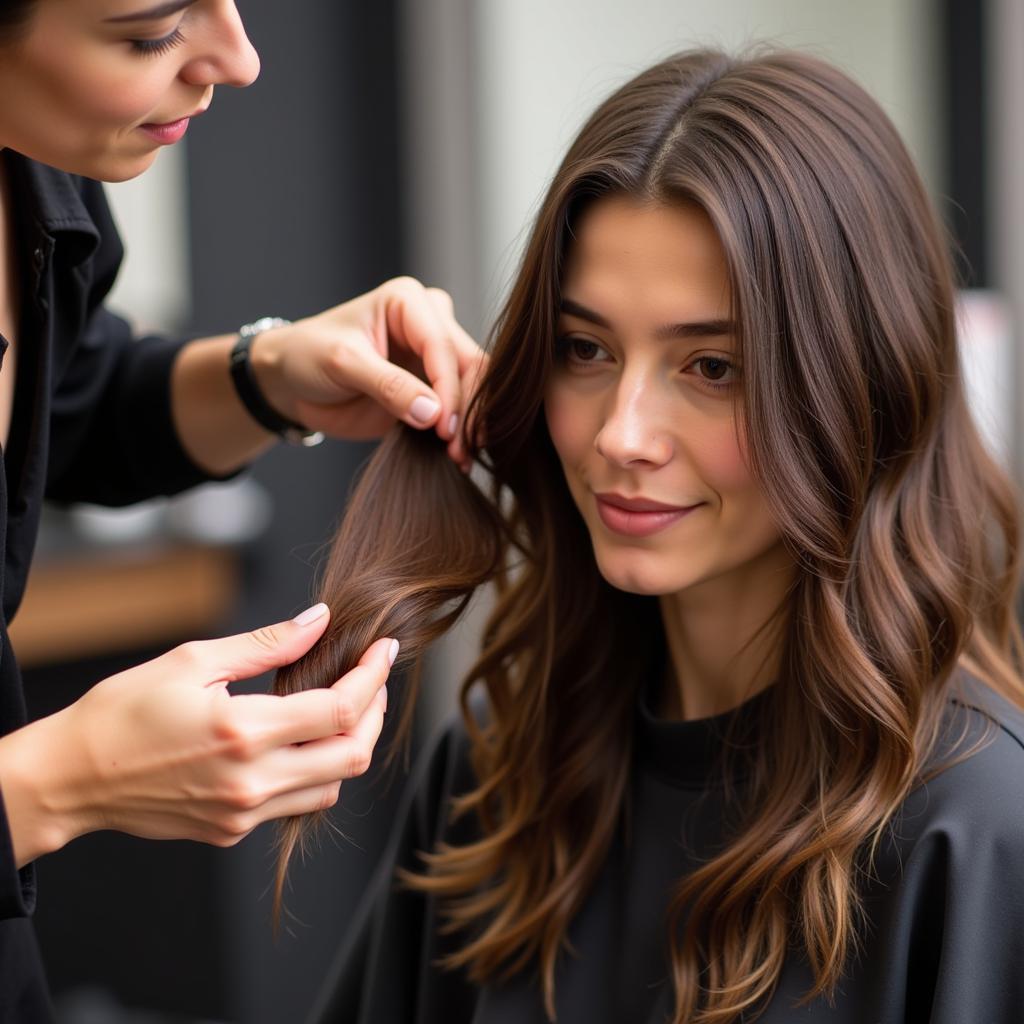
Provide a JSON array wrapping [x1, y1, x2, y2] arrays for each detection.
[[197, 603, 332, 683]]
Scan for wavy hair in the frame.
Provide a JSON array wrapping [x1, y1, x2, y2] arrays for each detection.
[[276, 49, 1024, 1022]]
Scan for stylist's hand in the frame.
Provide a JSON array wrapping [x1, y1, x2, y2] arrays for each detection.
[[0, 604, 393, 867], [250, 276, 486, 466]]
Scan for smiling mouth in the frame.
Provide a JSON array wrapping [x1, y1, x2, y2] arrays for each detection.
[[594, 493, 703, 537], [141, 117, 189, 129], [140, 104, 209, 131], [137, 118, 191, 145]]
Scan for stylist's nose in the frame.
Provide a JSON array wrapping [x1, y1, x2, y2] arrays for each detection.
[[182, 4, 261, 89]]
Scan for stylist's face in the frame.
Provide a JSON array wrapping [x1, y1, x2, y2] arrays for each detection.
[[0, 0, 260, 181]]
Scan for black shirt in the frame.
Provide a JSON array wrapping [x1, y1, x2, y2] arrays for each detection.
[[0, 150, 223, 1020], [311, 675, 1024, 1023]]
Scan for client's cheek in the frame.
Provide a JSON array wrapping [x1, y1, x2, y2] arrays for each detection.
[[543, 395, 588, 464], [689, 425, 752, 497], [703, 437, 779, 546]]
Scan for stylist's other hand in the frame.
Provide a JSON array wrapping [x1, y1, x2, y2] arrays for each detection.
[[250, 276, 486, 467], [0, 604, 393, 867]]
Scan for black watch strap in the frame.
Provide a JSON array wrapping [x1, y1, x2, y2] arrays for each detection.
[[229, 318, 324, 446]]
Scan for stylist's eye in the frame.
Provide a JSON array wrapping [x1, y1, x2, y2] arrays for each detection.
[[130, 27, 186, 56]]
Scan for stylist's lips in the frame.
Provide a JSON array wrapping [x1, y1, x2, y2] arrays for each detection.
[[138, 107, 205, 145], [594, 492, 702, 538]]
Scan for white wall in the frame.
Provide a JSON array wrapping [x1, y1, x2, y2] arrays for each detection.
[[473, 0, 941, 323], [102, 144, 191, 334], [990, 0, 1024, 485]]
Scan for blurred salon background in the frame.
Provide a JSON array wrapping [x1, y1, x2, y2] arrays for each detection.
[[18, 1, 1021, 1021]]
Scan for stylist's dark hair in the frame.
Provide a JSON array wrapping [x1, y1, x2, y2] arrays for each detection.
[[0, 0, 35, 41], [275, 47, 1023, 1024]]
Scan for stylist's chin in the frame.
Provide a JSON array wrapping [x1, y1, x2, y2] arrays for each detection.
[[105, 110, 208, 180]]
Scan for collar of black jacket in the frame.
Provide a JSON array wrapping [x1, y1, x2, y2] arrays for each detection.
[[3, 149, 101, 268]]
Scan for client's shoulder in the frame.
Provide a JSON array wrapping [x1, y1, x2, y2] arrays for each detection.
[[425, 682, 490, 770], [948, 670, 1024, 750], [405, 684, 489, 831], [892, 672, 1024, 854]]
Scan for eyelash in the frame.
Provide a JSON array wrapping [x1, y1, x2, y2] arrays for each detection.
[[555, 336, 739, 392], [130, 27, 186, 57]]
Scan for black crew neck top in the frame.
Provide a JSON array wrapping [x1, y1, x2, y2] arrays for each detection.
[[634, 677, 770, 786], [311, 674, 1024, 1024]]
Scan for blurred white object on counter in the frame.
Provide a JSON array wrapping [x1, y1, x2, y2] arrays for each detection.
[[69, 477, 273, 549], [165, 477, 273, 545]]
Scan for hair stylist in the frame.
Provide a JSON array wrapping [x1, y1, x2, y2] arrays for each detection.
[[0, 0, 484, 1015]]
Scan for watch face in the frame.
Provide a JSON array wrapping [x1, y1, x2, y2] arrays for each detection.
[[232, 319, 301, 436], [287, 429, 326, 448]]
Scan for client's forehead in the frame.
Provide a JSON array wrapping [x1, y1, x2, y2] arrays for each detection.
[[561, 196, 732, 331]]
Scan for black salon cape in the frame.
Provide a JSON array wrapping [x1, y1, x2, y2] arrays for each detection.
[[0, 151, 228, 1020], [311, 676, 1024, 1024]]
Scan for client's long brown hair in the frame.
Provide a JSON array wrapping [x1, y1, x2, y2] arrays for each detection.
[[275, 49, 1024, 1023], [272, 426, 504, 917]]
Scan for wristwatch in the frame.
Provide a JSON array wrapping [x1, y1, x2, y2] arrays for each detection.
[[229, 317, 325, 447]]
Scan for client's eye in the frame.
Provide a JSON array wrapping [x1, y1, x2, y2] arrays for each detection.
[[699, 357, 731, 380], [688, 355, 739, 392], [557, 336, 611, 366]]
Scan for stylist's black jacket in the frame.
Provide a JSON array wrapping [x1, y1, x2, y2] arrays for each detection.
[[0, 151, 229, 1020]]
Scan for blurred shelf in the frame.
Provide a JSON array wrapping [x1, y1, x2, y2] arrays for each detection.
[[9, 543, 238, 668]]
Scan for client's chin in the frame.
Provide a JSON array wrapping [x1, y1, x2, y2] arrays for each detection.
[[591, 548, 686, 597]]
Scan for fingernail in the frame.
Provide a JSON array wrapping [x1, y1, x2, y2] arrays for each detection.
[[293, 602, 328, 626], [448, 414, 459, 437], [378, 685, 388, 712], [409, 395, 440, 424], [387, 639, 400, 666]]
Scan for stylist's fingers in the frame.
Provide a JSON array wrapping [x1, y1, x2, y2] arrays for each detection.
[[332, 331, 446, 435], [447, 352, 490, 468], [428, 287, 486, 378], [447, 353, 489, 467], [385, 281, 462, 441], [262, 684, 388, 805], [425, 286, 488, 463], [181, 603, 333, 685], [246, 782, 344, 831], [230, 637, 397, 750]]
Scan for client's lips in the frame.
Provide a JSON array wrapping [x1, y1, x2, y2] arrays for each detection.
[[594, 492, 702, 537]]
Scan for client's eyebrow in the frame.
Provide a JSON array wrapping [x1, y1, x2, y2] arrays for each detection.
[[560, 298, 734, 340], [104, 0, 195, 23]]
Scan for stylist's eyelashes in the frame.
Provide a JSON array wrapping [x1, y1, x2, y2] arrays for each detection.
[[130, 28, 186, 57]]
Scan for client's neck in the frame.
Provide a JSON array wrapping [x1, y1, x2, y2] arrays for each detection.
[[658, 541, 795, 721]]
